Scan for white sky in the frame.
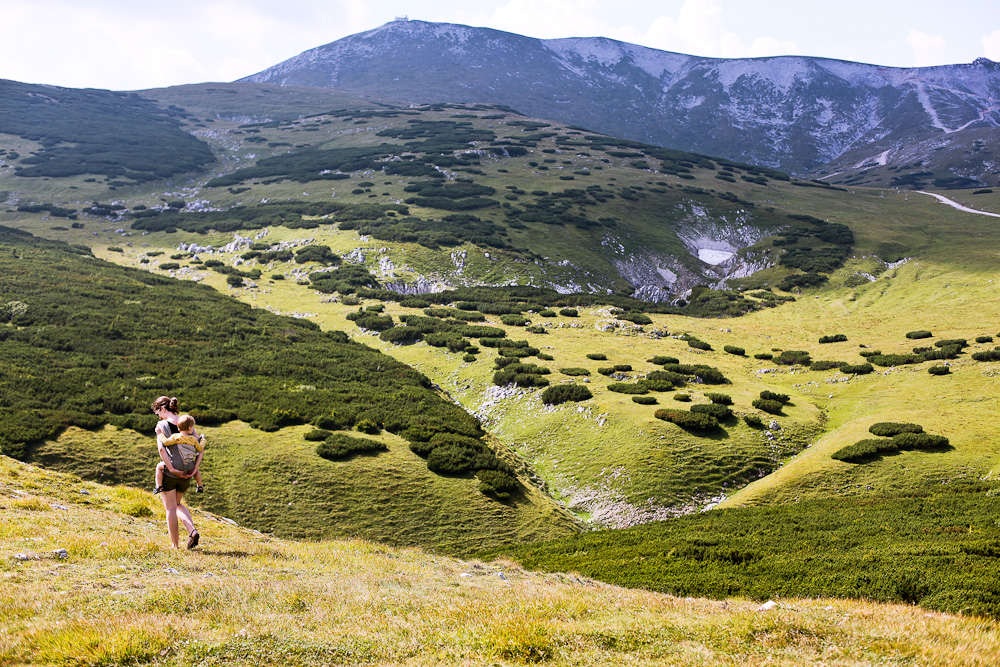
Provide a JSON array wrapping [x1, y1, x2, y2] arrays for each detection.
[[4, 0, 999, 90]]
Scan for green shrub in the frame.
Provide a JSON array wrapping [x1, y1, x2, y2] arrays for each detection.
[[752, 398, 783, 414], [608, 382, 649, 395], [316, 434, 387, 460], [158, 262, 181, 271], [832, 438, 899, 462], [559, 308, 578, 317], [686, 338, 712, 351], [673, 394, 692, 402], [613, 364, 633, 372], [723, 345, 745, 356], [654, 409, 719, 431], [304, 429, 332, 441], [597, 366, 616, 376], [840, 363, 874, 375], [972, 348, 1000, 362], [500, 314, 530, 326], [539, 309, 556, 317], [355, 418, 381, 435], [705, 393, 732, 405], [743, 414, 764, 428], [935, 338, 968, 349], [648, 355, 679, 365], [477, 469, 519, 498], [759, 390, 789, 404], [818, 334, 848, 344], [775, 350, 811, 366], [906, 330, 933, 339], [586, 353, 607, 360], [541, 384, 593, 405], [858, 349, 881, 357], [892, 432, 949, 450], [493, 370, 549, 387], [226, 275, 244, 287], [928, 365, 951, 375], [526, 325, 547, 334], [536, 352, 554, 360], [463, 354, 477, 362], [379, 326, 424, 344], [632, 396, 657, 405], [690, 403, 732, 420], [869, 422, 924, 437], [754, 353, 773, 360], [355, 314, 394, 331], [810, 360, 846, 371], [870, 353, 924, 367], [976, 336, 994, 344], [559, 367, 590, 376]]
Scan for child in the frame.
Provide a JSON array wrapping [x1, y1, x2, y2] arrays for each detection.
[[153, 414, 206, 494]]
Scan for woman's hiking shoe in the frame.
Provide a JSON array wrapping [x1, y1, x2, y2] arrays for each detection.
[[152, 486, 163, 495], [187, 531, 200, 549]]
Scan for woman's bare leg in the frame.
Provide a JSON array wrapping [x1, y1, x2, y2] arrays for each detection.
[[160, 490, 180, 548], [175, 492, 196, 536]]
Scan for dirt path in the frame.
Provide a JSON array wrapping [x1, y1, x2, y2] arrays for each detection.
[[917, 191, 1000, 218]]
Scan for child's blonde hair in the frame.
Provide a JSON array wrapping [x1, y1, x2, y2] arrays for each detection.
[[176, 414, 196, 431]]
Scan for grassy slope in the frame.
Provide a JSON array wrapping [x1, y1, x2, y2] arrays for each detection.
[[4, 456, 998, 667], [3, 89, 1000, 528]]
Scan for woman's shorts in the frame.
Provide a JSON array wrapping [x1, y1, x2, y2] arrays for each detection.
[[162, 475, 192, 494]]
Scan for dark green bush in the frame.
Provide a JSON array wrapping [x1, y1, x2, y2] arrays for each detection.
[[539, 309, 556, 317], [759, 390, 789, 404], [743, 414, 763, 428], [976, 336, 994, 344], [646, 370, 685, 388], [906, 330, 933, 339], [304, 429, 332, 441], [754, 353, 773, 360], [928, 365, 951, 375], [705, 393, 732, 405], [608, 383, 649, 395], [500, 314, 530, 326], [597, 367, 616, 376], [858, 349, 881, 357], [972, 348, 1000, 362], [810, 360, 846, 371], [316, 434, 388, 460], [463, 354, 477, 362], [559, 308, 579, 317], [775, 350, 811, 366], [870, 353, 924, 367], [869, 422, 923, 437], [723, 345, 745, 356], [686, 338, 712, 351], [752, 398, 783, 415], [379, 326, 424, 344], [477, 469, 519, 498], [840, 363, 874, 375], [654, 409, 719, 431], [586, 353, 607, 361], [613, 364, 633, 372], [893, 432, 949, 450], [819, 334, 848, 344], [632, 396, 657, 405], [673, 394, 692, 402], [690, 403, 732, 420], [541, 384, 593, 405], [832, 438, 898, 462], [559, 367, 590, 376], [648, 356, 679, 365], [158, 262, 181, 271]]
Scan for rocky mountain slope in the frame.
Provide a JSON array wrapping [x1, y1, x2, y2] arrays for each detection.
[[242, 19, 1000, 188]]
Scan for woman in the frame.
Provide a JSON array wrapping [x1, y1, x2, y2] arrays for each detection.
[[151, 396, 202, 549]]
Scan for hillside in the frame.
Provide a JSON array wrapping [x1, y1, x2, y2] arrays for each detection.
[[0, 225, 578, 552], [240, 19, 1000, 188], [3, 84, 1000, 532], [3, 456, 998, 666]]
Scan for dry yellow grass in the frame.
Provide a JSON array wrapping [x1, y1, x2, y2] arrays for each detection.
[[2, 455, 998, 666]]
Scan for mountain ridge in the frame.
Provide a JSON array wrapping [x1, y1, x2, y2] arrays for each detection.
[[241, 19, 1000, 186]]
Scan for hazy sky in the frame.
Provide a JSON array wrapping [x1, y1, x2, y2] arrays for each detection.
[[4, 0, 999, 90]]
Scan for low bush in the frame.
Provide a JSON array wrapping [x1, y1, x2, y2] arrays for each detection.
[[380, 326, 424, 344], [586, 353, 607, 360], [536, 352, 553, 360], [840, 363, 874, 375], [743, 414, 764, 428], [673, 394, 692, 402], [754, 353, 773, 360], [304, 429, 332, 441], [935, 338, 968, 349], [539, 309, 556, 317], [811, 360, 846, 371], [690, 403, 733, 420], [648, 355, 679, 365], [976, 335, 994, 344], [893, 432, 950, 450], [647, 370, 686, 387], [541, 384, 593, 405], [493, 369, 549, 388], [972, 348, 1000, 362], [559, 308, 579, 317], [316, 434, 388, 460], [705, 393, 732, 405], [654, 409, 719, 431], [463, 354, 477, 362], [723, 345, 745, 356], [477, 469, 519, 498], [759, 390, 789, 404], [752, 398, 783, 414], [686, 338, 712, 351], [928, 365, 951, 375], [869, 422, 923, 437], [819, 334, 848, 344], [525, 325, 546, 334], [500, 314, 530, 326], [870, 353, 924, 367], [858, 349, 882, 357], [597, 366, 616, 376], [559, 367, 590, 376], [632, 396, 657, 405], [775, 350, 811, 366], [832, 438, 898, 462], [613, 364, 633, 372], [608, 382, 649, 395]]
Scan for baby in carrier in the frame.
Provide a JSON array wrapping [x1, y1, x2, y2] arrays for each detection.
[[153, 414, 205, 494]]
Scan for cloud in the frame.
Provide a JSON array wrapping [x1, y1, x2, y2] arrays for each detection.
[[906, 29, 947, 66], [984, 30, 1000, 61], [748, 36, 800, 59], [487, 0, 611, 39]]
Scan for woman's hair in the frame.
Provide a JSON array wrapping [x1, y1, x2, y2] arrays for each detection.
[[151, 396, 179, 414]]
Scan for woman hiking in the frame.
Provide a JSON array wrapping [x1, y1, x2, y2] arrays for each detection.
[[151, 396, 203, 549]]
